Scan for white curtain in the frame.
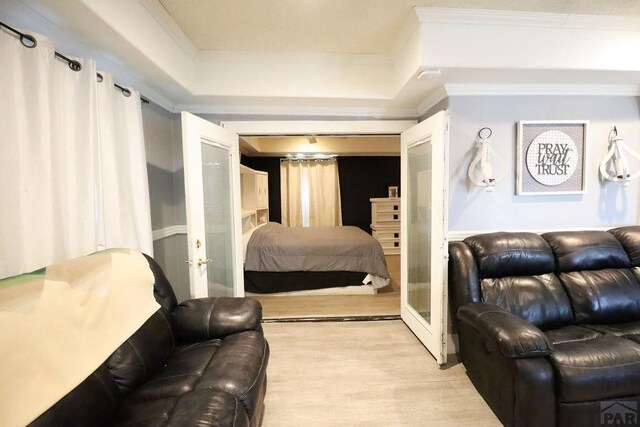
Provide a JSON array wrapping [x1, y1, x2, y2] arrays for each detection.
[[280, 160, 303, 227], [307, 159, 342, 227], [0, 29, 152, 279], [280, 159, 342, 227], [96, 73, 153, 255]]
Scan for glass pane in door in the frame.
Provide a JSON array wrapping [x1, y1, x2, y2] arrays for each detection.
[[201, 142, 234, 297], [407, 140, 432, 323]]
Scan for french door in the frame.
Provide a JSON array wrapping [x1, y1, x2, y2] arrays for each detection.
[[181, 112, 244, 298], [400, 110, 450, 365]]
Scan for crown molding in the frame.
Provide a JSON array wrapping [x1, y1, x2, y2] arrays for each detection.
[[444, 83, 640, 97], [174, 103, 418, 119], [137, 0, 198, 59], [416, 85, 448, 117], [415, 7, 640, 32], [220, 120, 417, 136]]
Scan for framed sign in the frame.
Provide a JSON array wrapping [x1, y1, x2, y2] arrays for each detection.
[[517, 120, 588, 195]]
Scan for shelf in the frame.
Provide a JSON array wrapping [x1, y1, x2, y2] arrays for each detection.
[[241, 210, 256, 219]]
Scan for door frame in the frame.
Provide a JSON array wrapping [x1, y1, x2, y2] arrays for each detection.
[[400, 110, 450, 365], [182, 112, 245, 298], [219, 120, 417, 136]]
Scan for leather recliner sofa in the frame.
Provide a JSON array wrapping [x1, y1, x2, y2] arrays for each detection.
[[30, 255, 269, 427], [449, 226, 640, 427]]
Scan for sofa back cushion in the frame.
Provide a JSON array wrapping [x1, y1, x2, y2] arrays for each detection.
[[610, 227, 640, 267], [543, 231, 640, 324], [464, 232, 556, 278], [106, 308, 175, 395], [464, 232, 573, 329], [480, 274, 573, 329]]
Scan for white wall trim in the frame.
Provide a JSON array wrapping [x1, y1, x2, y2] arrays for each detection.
[[174, 103, 417, 118], [415, 7, 640, 32], [219, 120, 417, 136], [416, 85, 448, 117], [444, 83, 640, 97], [152, 225, 187, 241], [448, 226, 627, 242]]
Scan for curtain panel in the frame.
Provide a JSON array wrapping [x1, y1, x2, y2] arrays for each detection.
[[280, 158, 342, 227], [0, 29, 152, 278]]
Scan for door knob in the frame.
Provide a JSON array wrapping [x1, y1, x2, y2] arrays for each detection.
[[197, 258, 212, 266]]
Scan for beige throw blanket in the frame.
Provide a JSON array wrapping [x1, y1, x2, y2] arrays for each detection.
[[0, 250, 160, 427]]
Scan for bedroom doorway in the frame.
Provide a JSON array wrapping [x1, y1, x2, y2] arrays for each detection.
[[221, 114, 451, 364], [220, 120, 414, 320]]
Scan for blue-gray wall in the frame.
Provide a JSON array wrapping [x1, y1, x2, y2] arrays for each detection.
[[447, 95, 640, 233]]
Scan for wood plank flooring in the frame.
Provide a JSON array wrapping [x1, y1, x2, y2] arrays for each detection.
[[252, 255, 401, 319], [261, 320, 500, 426]]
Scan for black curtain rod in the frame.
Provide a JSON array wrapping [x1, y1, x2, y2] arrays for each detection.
[[0, 20, 150, 104]]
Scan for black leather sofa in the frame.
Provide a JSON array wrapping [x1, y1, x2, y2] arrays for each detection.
[[449, 227, 640, 427], [30, 255, 269, 427]]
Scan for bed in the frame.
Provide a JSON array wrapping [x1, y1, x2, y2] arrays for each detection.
[[243, 222, 390, 294]]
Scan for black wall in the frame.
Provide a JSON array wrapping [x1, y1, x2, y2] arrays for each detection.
[[337, 156, 400, 233], [240, 155, 400, 234]]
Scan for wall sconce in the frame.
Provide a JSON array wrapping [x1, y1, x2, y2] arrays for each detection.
[[468, 127, 506, 192], [599, 126, 640, 186]]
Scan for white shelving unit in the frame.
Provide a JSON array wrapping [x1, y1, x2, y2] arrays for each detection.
[[370, 197, 401, 255], [240, 165, 269, 231]]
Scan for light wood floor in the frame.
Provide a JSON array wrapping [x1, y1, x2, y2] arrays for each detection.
[[253, 255, 401, 319], [261, 320, 500, 427]]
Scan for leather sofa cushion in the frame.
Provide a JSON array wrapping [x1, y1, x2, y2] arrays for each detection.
[[114, 389, 249, 427], [116, 331, 268, 423], [543, 231, 630, 272], [549, 335, 640, 403], [544, 326, 601, 345], [481, 273, 573, 329], [464, 232, 555, 278], [559, 269, 640, 324], [610, 227, 640, 266], [106, 309, 176, 395], [30, 364, 122, 427], [195, 331, 269, 419], [586, 321, 640, 337]]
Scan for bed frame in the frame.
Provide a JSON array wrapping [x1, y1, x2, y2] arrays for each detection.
[[244, 270, 367, 294]]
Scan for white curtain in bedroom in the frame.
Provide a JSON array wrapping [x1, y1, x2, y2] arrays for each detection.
[[0, 29, 152, 279], [280, 158, 342, 227], [280, 160, 303, 227]]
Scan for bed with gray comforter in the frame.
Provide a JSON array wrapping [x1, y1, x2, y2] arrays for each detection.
[[244, 222, 390, 293]]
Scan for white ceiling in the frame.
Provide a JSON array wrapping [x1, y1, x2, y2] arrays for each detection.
[[158, 0, 640, 54], [5, 1, 638, 117]]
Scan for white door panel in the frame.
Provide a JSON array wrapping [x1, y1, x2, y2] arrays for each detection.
[[181, 112, 244, 298], [401, 110, 449, 365]]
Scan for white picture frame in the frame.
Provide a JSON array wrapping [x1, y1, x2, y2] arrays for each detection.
[[516, 120, 589, 196]]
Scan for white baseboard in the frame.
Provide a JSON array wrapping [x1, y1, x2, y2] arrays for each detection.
[[152, 225, 187, 241]]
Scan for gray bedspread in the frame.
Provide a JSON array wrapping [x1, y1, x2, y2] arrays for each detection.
[[244, 222, 390, 278]]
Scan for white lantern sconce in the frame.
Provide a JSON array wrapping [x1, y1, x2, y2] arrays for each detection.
[[468, 127, 506, 192], [599, 126, 640, 186]]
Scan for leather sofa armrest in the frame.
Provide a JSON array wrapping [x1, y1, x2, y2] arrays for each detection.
[[457, 303, 553, 358], [172, 297, 263, 342]]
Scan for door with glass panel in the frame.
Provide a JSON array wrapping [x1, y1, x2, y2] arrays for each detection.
[[400, 110, 449, 365], [181, 112, 244, 298]]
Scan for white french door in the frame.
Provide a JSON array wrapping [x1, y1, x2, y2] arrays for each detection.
[[401, 110, 450, 365], [181, 112, 244, 299]]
